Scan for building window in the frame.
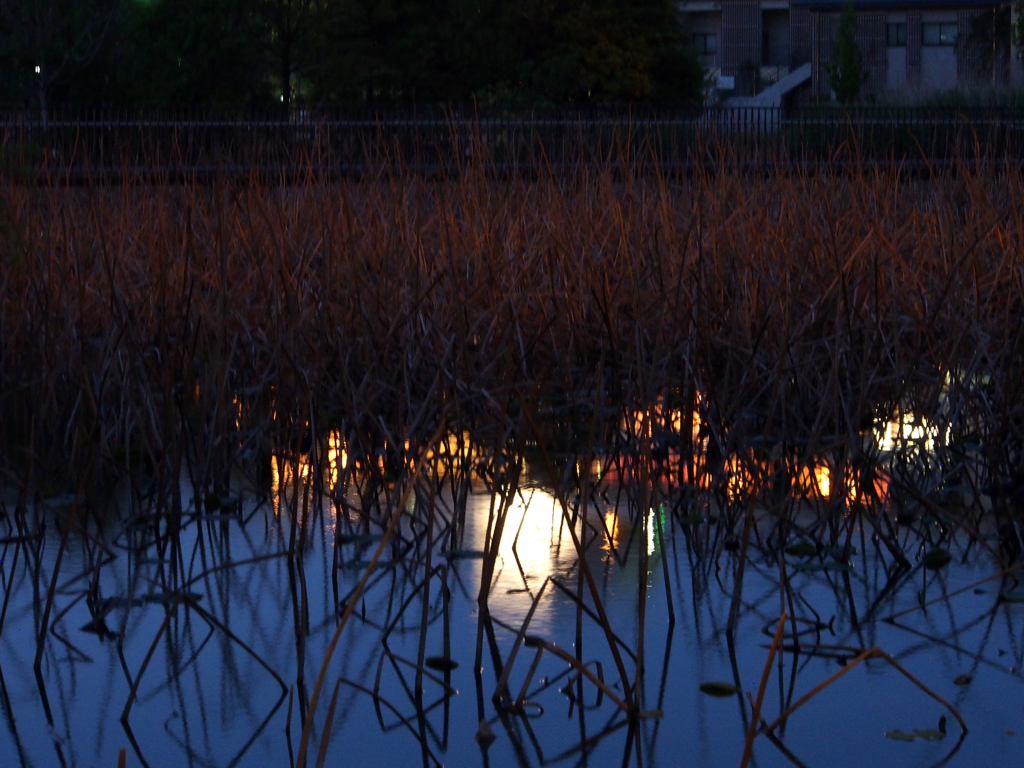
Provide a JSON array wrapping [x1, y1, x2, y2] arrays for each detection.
[[922, 22, 957, 46], [886, 23, 907, 46], [693, 33, 718, 56]]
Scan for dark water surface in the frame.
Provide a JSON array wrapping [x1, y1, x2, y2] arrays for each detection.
[[2, 461, 1023, 768]]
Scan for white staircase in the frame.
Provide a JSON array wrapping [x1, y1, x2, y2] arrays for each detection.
[[724, 62, 812, 109]]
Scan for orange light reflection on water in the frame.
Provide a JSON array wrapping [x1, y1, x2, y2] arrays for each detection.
[[271, 430, 348, 515]]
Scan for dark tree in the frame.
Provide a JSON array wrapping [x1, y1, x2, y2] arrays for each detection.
[[827, 2, 866, 103], [104, 0, 270, 106], [0, 0, 119, 117], [516, 0, 704, 103], [0, 0, 705, 108], [257, 0, 327, 107], [317, 0, 703, 105]]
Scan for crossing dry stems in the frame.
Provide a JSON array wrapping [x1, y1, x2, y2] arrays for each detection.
[[2, 145, 1024, 766]]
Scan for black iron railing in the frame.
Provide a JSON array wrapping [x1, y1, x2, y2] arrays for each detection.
[[1, 105, 1022, 179]]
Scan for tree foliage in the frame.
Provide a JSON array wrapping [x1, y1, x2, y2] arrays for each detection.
[[0, 0, 119, 113], [827, 2, 866, 104], [0, 0, 705, 108]]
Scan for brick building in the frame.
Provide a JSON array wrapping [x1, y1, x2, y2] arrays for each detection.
[[680, 0, 812, 96], [799, 0, 1010, 97], [679, 0, 1013, 99]]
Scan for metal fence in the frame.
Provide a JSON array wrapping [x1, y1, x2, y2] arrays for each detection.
[[2, 105, 1023, 180]]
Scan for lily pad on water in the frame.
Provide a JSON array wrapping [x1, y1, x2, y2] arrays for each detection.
[[202, 514, 238, 523], [922, 549, 952, 570], [885, 729, 917, 742], [445, 550, 487, 560], [785, 542, 817, 558], [338, 533, 383, 545], [142, 591, 202, 605], [424, 656, 459, 672], [953, 674, 972, 686], [475, 719, 496, 747], [699, 682, 740, 697], [42, 493, 78, 508], [998, 590, 1024, 603], [792, 561, 852, 573], [825, 545, 858, 558], [885, 728, 945, 742], [339, 559, 371, 570]]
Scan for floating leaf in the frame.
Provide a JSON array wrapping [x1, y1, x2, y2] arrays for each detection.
[[42, 493, 77, 508], [885, 727, 945, 742], [523, 636, 545, 648], [825, 545, 858, 558], [699, 682, 740, 697], [338, 533, 382, 545], [102, 596, 146, 609], [885, 729, 917, 742], [339, 559, 372, 570], [424, 656, 459, 671], [792, 561, 852, 573], [999, 590, 1024, 603], [80, 616, 111, 635], [474, 719, 496, 747], [638, 709, 664, 720], [953, 674, 972, 686], [785, 542, 817, 558], [142, 591, 202, 605], [203, 514, 238, 523], [680, 515, 705, 526], [922, 549, 952, 570], [445, 550, 486, 560]]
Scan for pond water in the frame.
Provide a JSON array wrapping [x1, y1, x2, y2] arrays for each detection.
[[2, 430, 1023, 768]]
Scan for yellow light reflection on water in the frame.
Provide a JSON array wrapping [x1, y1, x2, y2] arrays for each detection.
[[647, 509, 656, 556], [599, 507, 659, 559], [499, 487, 559, 579], [271, 430, 348, 515], [875, 408, 946, 453], [624, 394, 703, 444], [603, 508, 623, 552]]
